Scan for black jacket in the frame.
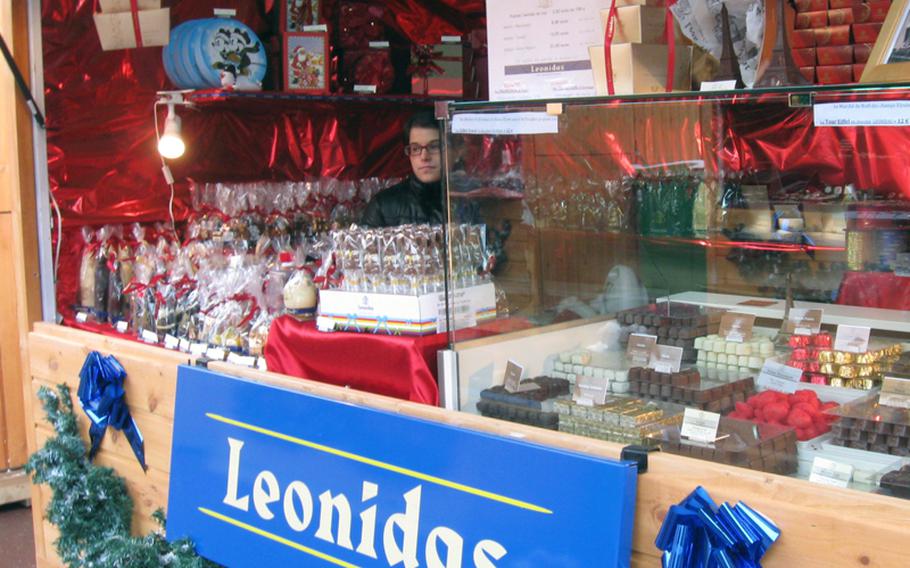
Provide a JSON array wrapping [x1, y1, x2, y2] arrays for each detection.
[[359, 177, 444, 228]]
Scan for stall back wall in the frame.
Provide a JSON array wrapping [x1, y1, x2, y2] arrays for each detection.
[[43, 0, 483, 317]]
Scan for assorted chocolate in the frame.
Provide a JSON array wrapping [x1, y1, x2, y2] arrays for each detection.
[[660, 417, 798, 475], [476, 376, 570, 430], [555, 397, 683, 446], [617, 302, 721, 362], [628, 367, 756, 414], [552, 351, 631, 394], [695, 334, 774, 372], [787, 332, 902, 389], [880, 464, 910, 499], [827, 396, 910, 456]]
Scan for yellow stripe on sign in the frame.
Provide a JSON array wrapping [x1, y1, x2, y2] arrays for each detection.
[[205, 413, 552, 514], [197, 507, 359, 568]]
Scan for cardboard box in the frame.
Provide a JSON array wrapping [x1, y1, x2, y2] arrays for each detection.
[[828, 7, 855, 25], [318, 283, 496, 335], [796, 10, 828, 29], [818, 44, 853, 64], [93, 0, 169, 51], [791, 28, 817, 48], [800, 66, 816, 82], [814, 25, 851, 46], [795, 0, 827, 12], [816, 63, 853, 84], [589, 43, 692, 95], [853, 62, 866, 81], [853, 22, 884, 43], [793, 47, 817, 67], [853, 1, 891, 23], [854, 43, 873, 63], [601, 6, 670, 44]]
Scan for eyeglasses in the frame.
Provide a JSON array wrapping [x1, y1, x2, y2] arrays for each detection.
[[404, 140, 441, 157]]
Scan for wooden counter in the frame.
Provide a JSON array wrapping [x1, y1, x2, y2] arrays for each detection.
[[26, 323, 910, 567]]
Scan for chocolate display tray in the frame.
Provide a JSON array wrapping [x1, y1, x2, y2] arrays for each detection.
[[628, 366, 755, 414], [826, 393, 910, 455]]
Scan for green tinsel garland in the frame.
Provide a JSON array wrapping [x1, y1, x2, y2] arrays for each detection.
[[25, 384, 215, 568]]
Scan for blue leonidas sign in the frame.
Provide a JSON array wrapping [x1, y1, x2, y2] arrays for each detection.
[[167, 366, 638, 567]]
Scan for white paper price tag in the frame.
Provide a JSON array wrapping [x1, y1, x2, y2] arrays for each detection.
[[75, 312, 89, 323], [206, 347, 226, 361], [256, 357, 268, 371], [503, 360, 524, 393], [680, 408, 721, 444], [115, 321, 129, 333], [189, 343, 208, 357], [227, 353, 257, 367], [809, 457, 853, 488], [757, 360, 804, 386], [575, 375, 609, 405], [302, 24, 328, 32], [834, 325, 871, 353], [814, 101, 910, 127], [179, 338, 191, 352], [316, 316, 336, 332], [649, 345, 683, 374], [163, 334, 179, 350], [788, 308, 823, 335], [700, 80, 738, 91], [880, 375, 910, 409], [140, 329, 159, 344]]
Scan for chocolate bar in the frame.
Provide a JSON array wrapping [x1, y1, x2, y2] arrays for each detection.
[[827, 395, 910, 456], [628, 366, 755, 414]]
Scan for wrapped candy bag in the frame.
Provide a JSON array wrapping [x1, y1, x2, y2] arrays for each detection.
[[78, 227, 97, 311], [92, 226, 114, 319], [284, 268, 318, 320]]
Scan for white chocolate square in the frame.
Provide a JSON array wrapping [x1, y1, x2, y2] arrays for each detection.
[[554, 362, 565, 372], [553, 371, 567, 379], [567, 373, 577, 382], [725, 343, 738, 355], [697, 350, 707, 361], [571, 354, 582, 364], [582, 366, 593, 377], [694, 337, 705, 350], [614, 370, 629, 383], [707, 362, 717, 368], [573, 364, 583, 374], [714, 341, 727, 353], [612, 382, 630, 394], [559, 352, 572, 363], [748, 356, 763, 369], [703, 340, 715, 352], [707, 352, 717, 362], [604, 369, 616, 381], [593, 368, 605, 380], [735, 343, 750, 356], [727, 364, 739, 371], [759, 341, 773, 356], [717, 353, 728, 365]]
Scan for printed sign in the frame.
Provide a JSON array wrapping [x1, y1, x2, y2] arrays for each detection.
[[167, 367, 638, 567], [809, 457, 853, 488], [680, 409, 721, 444], [814, 101, 910, 127], [757, 360, 805, 386], [785, 309, 823, 336], [451, 112, 559, 136], [880, 374, 910, 410], [574, 375, 609, 406], [503, 360, 524, 393], [834, 325, 871, 354], [719, 312, 756, 343], [627, 333, 657, 366], [649, 345, 683, 374]]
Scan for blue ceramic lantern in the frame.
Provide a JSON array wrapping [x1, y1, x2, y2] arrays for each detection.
[[162, 18, 266, 90]]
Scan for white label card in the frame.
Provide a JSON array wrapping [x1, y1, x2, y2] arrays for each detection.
[[809, 457, 854, 488], [179, 338, 191, 352], [303, 24, 328, 32], [575, 375, 609, 405], [354, 85, 378, 93], [814, 101, 910, 127], [115, 321, 129, 333], [834, 324, 871, 353], [189, 343, 208, 357], [76, 312, 89, 323], [680, 408, 721, 444], [757, 360, 805, 385], [316, 316, 336, 332], [256, 357, 268, 371], [788, 308, 823, 335], [164, 334, 179, 350], [227, 353, 257, 367], [627, 333, 657, 366], [368, 41, 390, 48], [700, 80, 738, 91], [140, 329, 158, 344], [503, 360, 524, 393], [880, 375, 910, 409], [451, 112, 559, 135], [206, 347, 226, 361], [649, 345, 683, 374]]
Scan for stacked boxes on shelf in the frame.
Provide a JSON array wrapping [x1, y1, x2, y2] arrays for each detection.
[[791, 0, 892, 84], [555, 397, 683, 445]]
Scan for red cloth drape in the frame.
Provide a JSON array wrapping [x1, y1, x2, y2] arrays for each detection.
[[837, 271, 910, 310], [264, 316, 444, 405]]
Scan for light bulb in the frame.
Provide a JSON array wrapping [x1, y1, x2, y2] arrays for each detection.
[[157, 103, 185, 159]]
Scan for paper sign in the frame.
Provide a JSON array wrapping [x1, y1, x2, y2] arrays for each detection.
[[164, 334, 180, 350], [814, 101, 910, 127], [786, 308, 823, 335], [354, 85, 378, 94], [834, 325, 871, 353], [880, 374, 910, 409], [140, 329, 159, 344], [75, 312, 89, 323], [189, 343, 208, 357], [700, 80, 738, 91], [368, 41, 390, 48], [503, 360, 524, 393], [757, 360, 805, 385], [316, 316, 336, 332], [680, 408, 721, 444], [115, 321, 129, 333], [303, 24, 328, 32], [809, 457, 854, 488], [649, 345, 683, 374], [451, 112, 559, 135], [575, 375, 609, 405], [720, 312, 755, 343], [179, 338, 191, 352], [627, 333, 657, 366], [227, 353, 257, 368]]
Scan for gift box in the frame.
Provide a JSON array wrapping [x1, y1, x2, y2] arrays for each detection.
[[317, 283, 496, 335], [818, 44, 853, 65], [853, 1, 891, 23], [814, 25, 851, 46], [817, 63, 853, 84], [589, 43, 692, 95], [854, 43, 873, 63], [796, 10, 829, 29], [342, 47, 395, 93], [795, 0, 827, 11], [93, 0, 169, 51], [827, 7, 855, 25], [791, 28, 817, 48], [601, 6, 673, 44], [853, 63, 866, 81], [793, 47, 817, 67], [338, 1, 386, 49], [853, 22, 884, 43], [410, 43, 466, 97]]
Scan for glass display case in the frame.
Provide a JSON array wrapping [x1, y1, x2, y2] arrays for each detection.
[[440, 84, 910, 495]]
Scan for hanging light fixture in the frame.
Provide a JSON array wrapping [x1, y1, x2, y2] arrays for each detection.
[[157, 102, 185, 159]]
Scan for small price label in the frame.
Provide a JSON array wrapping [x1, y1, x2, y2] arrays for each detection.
[[834, 325, 871, 354], [115, 321, 129, 333], [627, 333, 657, 366], [503, 360, 524, 393], [787, 308, 823, 336], [680, 408, 721, 444], [316, 316, 336, 332], [189, 343, 208, 357], [574, 375, 609, 405], [809, 457, 853, 488], [880, 374, 910, 409], [75, 312, 89, 323], [648, 345, 683, 374], [256, 357, 268, 371], [720, 312, 755, 343], [179, 338, 191, 352], [206, 347, 227, 361], [227, 353, 257, 367], [302, 24, 328, 32], [140, 329, 159, 344], [163, 334, 179, 350], [757, 360, 805, 387]]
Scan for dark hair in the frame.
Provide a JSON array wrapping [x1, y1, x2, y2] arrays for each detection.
[[403, 109, 439, 144]]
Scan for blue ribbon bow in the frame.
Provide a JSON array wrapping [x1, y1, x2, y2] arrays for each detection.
[[656, 486, 780, 567], [76, 351, 147, 470]]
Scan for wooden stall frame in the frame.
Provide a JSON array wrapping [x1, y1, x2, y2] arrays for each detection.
[[26, 323, 910, 567]]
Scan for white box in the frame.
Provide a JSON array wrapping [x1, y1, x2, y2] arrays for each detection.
[[318, 283, 496, 336], [93, 0, 170, 51]]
